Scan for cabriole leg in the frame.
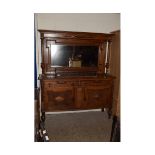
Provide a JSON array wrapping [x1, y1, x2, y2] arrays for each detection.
[[108, 109, 112, 119], [102, 108, 112, 119], [41, 112, 45, 122]]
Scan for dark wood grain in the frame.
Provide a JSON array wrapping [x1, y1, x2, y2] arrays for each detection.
[[38, 30, 115, 121]]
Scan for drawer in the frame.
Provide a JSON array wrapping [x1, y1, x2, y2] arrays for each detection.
[[44, 81, 74, 89], [80, 80, 112, 86], [44, 82, 54, 89], [54, 81, 74, 87]]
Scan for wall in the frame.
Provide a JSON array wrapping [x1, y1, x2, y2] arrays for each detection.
[[36, 13, 120, 33]]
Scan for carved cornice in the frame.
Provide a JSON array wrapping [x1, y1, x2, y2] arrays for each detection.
[[38, 29, 113, 42]]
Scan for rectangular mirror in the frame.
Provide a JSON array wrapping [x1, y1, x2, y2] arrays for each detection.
[[51, 45, 98, 67]]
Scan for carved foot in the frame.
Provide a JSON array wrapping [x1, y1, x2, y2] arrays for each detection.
[[108, 109, 112, 119], [41, 112, 45, 122], [110, 115, 120, 142], [101, 108, 107, 112]]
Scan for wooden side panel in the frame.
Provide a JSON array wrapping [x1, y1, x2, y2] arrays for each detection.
[[110, 31, 120, 116]]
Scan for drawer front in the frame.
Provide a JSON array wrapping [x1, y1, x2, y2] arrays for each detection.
[[44, 81, 75, 90], [44, 79, 113, 89], [80, 80, 113, 86]]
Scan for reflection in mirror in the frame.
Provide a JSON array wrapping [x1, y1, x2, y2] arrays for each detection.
[[51, 45, 98, 67]]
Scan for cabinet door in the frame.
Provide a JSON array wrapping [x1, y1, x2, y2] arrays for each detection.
[[45, 87, 75, 111], [85, 86, 112, 109]]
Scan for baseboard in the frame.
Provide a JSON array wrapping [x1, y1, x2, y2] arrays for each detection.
[[46, 109, 102, 114]]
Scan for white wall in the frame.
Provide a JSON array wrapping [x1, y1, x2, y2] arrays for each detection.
[[37, 13, 120, 33]]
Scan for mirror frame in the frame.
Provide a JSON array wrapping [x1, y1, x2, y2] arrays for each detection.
[[38, 30, 113, 76]]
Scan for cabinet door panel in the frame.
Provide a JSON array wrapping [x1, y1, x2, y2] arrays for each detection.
[[45, 87, 75, 111], [85, 86, 112, 109]]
